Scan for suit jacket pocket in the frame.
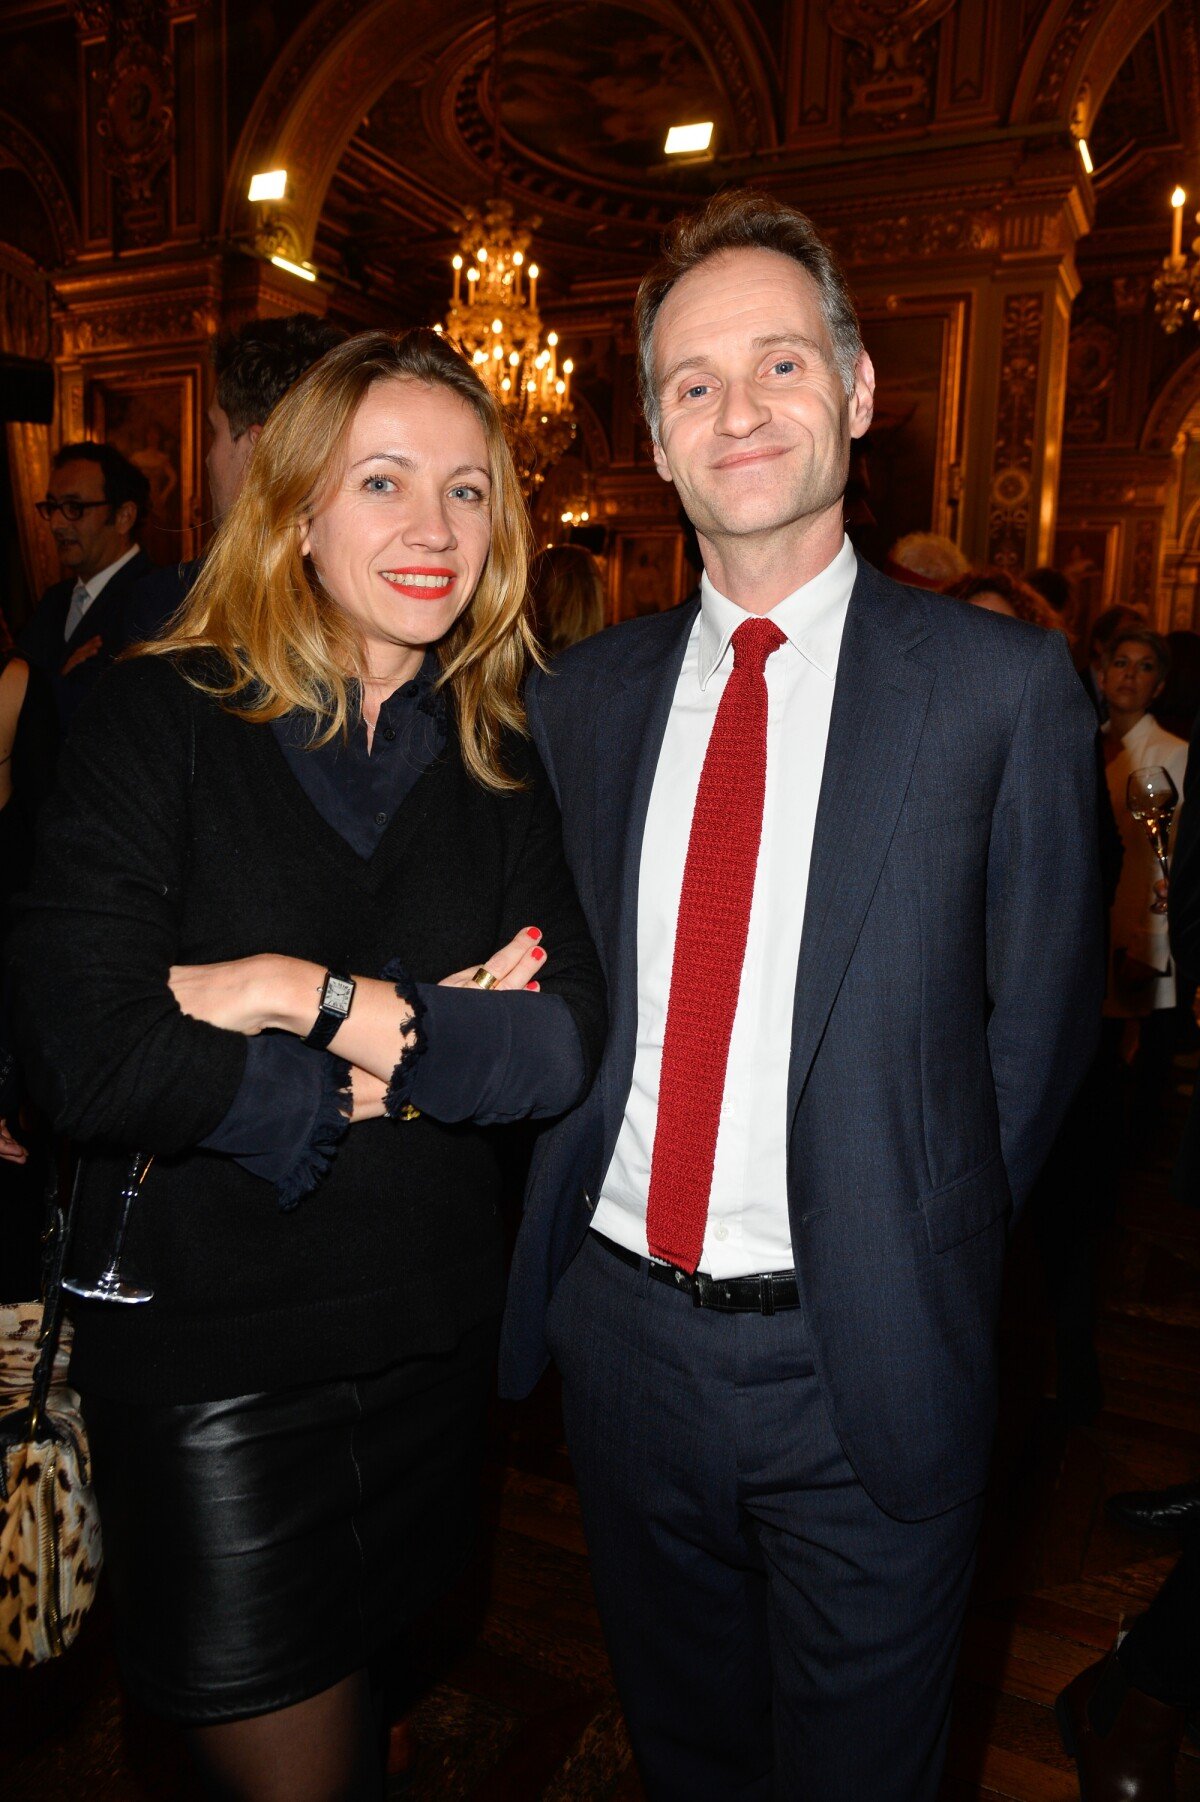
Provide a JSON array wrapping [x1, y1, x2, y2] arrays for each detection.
[[920, 1153, 1011, 1253]]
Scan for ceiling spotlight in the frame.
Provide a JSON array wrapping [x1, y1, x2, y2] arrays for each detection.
[[248, 169, 288, 202], [665, 122, 714, 156]]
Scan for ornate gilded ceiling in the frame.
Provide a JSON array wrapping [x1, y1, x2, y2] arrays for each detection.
[[298, 0, 1195, 323], [312, 0, 771, 315]]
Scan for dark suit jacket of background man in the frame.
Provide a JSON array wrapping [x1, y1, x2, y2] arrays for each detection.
[[122, 557, 202, 649], [17, 547, 155, 725], [500, 557, 1103, 1522]]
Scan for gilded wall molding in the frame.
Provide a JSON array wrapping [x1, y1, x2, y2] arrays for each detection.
[[987, 292, 1044, 568], [1031, 0, 1107, 120], [1142, 345, 1200, 455], [1012, 0, 1171, 127], [828, 0, 957, 129], [827, 205, 1001, 264], [55, 291, 219, 357], [0, 112, 81, 264]]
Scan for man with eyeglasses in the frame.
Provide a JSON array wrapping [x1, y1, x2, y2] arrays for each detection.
[[19, 440, 153, 725]]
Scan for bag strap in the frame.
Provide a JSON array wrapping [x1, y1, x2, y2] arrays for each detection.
[[29, 1154, 84, 1437], [0, 1155, 85, 1491]]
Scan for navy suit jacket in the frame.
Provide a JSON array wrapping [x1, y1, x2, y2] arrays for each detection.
[[500, 557, 1104, 1521], [17, 547, 156, 726]]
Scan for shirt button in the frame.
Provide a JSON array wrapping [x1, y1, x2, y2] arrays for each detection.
[[382, 726, 396, 742], [713, 1222, 729, 1242], [374, 811, 387, 826]]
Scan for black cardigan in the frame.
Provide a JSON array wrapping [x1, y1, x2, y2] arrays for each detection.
[[8, 654, 606, 1402]]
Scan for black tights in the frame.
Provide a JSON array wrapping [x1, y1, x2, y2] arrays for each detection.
[[185, 1669, 384, 1802]]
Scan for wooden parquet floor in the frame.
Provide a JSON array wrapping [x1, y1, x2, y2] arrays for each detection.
[[4, 1142, 1198, 1801]]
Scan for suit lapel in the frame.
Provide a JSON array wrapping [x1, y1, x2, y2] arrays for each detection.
[[591, 598, 698, 1153], [591, 598, 698, 955], [69, 549, 151, 652], [787, 565, 934, 1125]]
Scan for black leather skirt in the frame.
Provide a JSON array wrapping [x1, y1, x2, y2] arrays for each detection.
[[81, 1319, 497, 1724]]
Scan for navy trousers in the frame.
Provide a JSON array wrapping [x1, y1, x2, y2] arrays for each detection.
[[547, 1232, 984, 1801]]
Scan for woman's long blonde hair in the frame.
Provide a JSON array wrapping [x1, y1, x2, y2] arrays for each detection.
[[141, 328, 536, 790]]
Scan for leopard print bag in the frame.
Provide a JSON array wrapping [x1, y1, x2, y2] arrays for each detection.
[[0, 1179, 103, 1667]]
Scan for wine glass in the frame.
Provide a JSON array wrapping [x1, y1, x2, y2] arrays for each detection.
[[63, 1152, 155, 1305], [1126, 766, 1179, 915]]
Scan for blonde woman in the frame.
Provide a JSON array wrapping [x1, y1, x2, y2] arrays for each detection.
[[10, 329, 605, 1801], [528, 542, 606, 656]]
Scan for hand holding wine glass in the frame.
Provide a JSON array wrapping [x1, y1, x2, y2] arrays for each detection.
[[1126, 765, 1179, 915]]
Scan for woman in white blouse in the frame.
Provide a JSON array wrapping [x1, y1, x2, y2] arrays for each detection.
[[1101, 628, 1189, 1154]]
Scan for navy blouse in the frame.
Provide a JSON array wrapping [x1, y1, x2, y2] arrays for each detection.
[[201, 659, 582, 1201]]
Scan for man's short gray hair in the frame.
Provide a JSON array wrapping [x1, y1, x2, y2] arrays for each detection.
[[634, 188, 864, 442]]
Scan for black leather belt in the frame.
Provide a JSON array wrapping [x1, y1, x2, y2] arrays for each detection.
[[593, 1231, 800, 1315]]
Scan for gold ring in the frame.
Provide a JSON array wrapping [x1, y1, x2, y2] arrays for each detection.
[[470, 966, 499, 990]]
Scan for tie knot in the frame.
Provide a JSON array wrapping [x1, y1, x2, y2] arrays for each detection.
[[731, 616, 787, 675]]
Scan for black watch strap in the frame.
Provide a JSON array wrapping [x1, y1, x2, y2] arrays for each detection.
[[303, 969, 356, 1051]]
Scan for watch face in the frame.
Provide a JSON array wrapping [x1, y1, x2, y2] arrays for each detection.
[[324, 975, 355, 1015]]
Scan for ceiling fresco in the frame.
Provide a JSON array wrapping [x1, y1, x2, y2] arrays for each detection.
[[495, 6, 730, 185], [319, 3, 750, 317]]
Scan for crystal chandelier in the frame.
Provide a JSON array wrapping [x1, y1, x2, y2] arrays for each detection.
[[1153, 186, 1200, 334], [442, 199, 575, 491], [439, 0, 575, 492]]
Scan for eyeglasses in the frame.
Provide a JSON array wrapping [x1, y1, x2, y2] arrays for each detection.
[[35, 498, 111, 522]]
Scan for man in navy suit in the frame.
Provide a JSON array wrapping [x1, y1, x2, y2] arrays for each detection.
[[501, 190, 1103, 1799], [18, 440, 153, 726]]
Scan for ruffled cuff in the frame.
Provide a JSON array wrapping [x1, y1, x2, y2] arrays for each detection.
[[274, 1053, 353, 1210], [378, 960, 428, 1117]]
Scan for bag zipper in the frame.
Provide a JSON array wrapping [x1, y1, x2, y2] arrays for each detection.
[[38, 1450, 64, 1658]]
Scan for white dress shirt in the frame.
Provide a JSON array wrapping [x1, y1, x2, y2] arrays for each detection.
[[592, 535, 856, 1277], [63, 543, 140, 640], [1103, 709, 1188, 1017]]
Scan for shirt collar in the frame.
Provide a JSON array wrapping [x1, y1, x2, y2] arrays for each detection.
[[696, 535, 856, 690], [1119, 711, 1157, 752], [78, 543, 139, 603], [373, 651, 441, 720]]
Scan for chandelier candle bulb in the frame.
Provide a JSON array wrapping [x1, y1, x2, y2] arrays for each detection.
[[452, 254, 462, 304], [1173, 188, 1186, 261]]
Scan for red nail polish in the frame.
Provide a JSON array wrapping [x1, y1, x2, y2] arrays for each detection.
[[531, 946, 545, 961], [525, 927, 542, 941], [526, 980, 540, 991]]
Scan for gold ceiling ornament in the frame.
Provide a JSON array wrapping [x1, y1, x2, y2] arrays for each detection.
[[1154, 187, 1200, 334], [440, 204, 576, 494]]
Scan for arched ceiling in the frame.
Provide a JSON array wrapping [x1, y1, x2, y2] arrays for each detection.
[[217, 0, 1197, 333], [1082, 0, 1197, 242], [317, 0, 759, 315]]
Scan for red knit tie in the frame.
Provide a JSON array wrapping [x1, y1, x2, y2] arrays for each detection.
[[645, 615, 787, 1273]]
